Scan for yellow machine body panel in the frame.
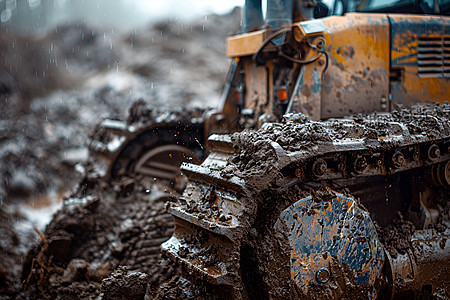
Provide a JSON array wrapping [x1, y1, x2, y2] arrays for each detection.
[[300, 13, 390, 119], [389, 14, 450, 106], [227, 30, 266, 57], [226, 12, 450, 120]]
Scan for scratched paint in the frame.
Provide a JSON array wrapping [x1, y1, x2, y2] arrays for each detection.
[[276, 193, 384, 297], [390, 15, 450, 106]]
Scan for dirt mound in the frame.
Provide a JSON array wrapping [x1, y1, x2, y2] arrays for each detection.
[[0, 9, 239, 299], [0, 9, 240, 203], [21, 178, 178, 299], [101, 267, 149, 300]]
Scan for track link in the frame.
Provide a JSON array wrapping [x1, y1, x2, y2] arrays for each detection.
[[163, 104, 450, 299]]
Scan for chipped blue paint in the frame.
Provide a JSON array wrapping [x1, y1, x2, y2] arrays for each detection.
[[390, 16, 450, 67], [276, 193, 384, 296], [311, 68, 322, 94], [391, 53, 417, 66]]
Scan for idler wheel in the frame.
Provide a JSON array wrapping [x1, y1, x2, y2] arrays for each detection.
[[312, 158, 327, 177], [275, 192, 385, 298], [428, 144, 440, 161]]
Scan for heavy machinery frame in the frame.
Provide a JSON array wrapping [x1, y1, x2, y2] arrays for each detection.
[[160, 0, 450, 298]]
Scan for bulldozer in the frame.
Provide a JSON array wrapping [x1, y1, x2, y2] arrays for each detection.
[[79, 0, 450, 298], [149, 0, 450, 299], [18, 0, 449, 298], [85, 0, 449, 189]]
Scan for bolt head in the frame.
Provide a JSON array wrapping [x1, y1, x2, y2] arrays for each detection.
[[354, 156, 368, 173], [312, 159, 327, 177], [428, 144, 440, 160], [316, 267, 330, 284], [295, 167, 304, 178], [392, 151, 405, 168]]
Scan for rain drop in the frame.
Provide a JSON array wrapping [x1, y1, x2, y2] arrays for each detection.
[[6, 0, 17, 12], [1, 9, 12, 23], [28, 0, 41, 10], [54, 0, 68, 9]]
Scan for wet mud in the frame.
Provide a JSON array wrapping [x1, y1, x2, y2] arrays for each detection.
[[221, 103, 450, 193], [375, 212, 416, 258], [101, 267, 149, 300], [0, 9, 239, 299], [21, 178, 178, 299]]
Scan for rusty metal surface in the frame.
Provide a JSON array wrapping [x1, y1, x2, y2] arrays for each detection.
[[276, 193, 384, 298], [303, 13, 391, 120], [389, 15, 450, 107], [387, 229, 450, 298]]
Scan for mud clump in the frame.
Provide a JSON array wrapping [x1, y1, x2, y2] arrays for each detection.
[[21, 194, 104, 299], [156, 276, 216, 300], [21, 178, 178, 299], [127, 99, 154, 125], [376, 212, 416, 258], [223, 103, 450, 188], [356, 103, 450, 138], [101, 267, 149, 300]]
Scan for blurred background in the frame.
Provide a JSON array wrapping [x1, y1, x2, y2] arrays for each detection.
[[1, 0, 244, 31], [0, 0, 243, 216], [0, 2, 242, 295]]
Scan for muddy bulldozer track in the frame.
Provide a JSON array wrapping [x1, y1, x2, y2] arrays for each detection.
[[20, 103, 449, 299], [18, 99, 211, 299], [19, 102, 210, 299], [85, 100, 206, 189], [163, 103, 450, 299]]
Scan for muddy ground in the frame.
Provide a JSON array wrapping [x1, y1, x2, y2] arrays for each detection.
[[0, 8, 239, 299]]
